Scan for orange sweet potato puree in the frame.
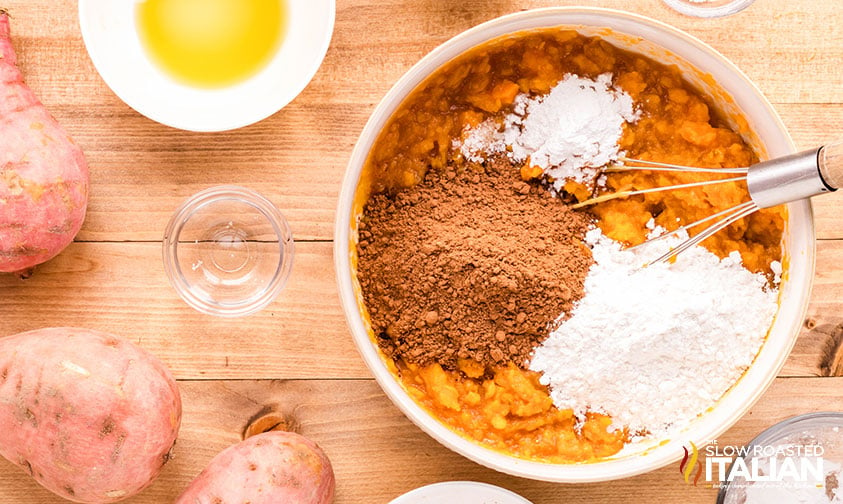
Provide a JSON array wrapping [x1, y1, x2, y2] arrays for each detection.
[[400, 360, 626, 463], [361, 29, 784, 463], [597, 66, 784, 273]]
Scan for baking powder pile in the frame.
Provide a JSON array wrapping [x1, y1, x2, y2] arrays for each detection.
[[529, 225, 780, 437], [459, 73, 639, 190]]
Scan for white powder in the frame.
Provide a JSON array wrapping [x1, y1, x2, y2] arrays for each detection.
[[529, 227, 778, 437], [457, 74, 639, 191], [505, 74, 639, 190], [456, 119, 506, 163]]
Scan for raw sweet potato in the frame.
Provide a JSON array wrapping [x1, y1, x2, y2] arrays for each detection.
[[175, 431, 335, 504], [0, 327, 182, 503], [0, 9, 89, 275]]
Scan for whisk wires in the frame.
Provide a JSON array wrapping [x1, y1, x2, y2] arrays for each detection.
[[610, 157, 749, 174], [572, 157, 757, 265], [572, 157, 747, 210], [642, 201, 758, 265]]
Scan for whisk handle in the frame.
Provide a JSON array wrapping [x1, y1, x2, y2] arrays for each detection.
[[746, 147, 832, 208], [819, 141, 843, 190]]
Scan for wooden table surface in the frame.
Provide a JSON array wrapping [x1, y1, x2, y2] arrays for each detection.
[[2, 0, 843, 502]]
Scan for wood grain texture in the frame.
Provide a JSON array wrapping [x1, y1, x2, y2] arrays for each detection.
[[2, 0, 843, 242], [57, 102, 843, 243], [0, 242, 365, 379], [1, 240, 842, 380], [0, 378, 841, 504], [1, 0, 843, 503]]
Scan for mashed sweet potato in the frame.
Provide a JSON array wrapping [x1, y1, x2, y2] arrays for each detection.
[[400, 360, 626, 463], [360, 28, 784, 463]]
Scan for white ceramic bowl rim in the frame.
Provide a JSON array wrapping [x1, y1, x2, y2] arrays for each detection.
[[389, 481, 533, 504], [78, 0, 335, 132], [334, 7, 815, 483]]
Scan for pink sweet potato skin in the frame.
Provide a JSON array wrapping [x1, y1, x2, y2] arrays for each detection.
[[0, 328, 182, 503], [175, 431, 335, 504], [0, 11, 89, 274]]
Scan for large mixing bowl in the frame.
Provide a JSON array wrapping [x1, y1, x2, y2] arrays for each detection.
[[334, 7, 814, 482]]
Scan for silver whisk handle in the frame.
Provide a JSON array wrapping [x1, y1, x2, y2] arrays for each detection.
[[819, 141, 843, 190], [747, 145, 837, 209]]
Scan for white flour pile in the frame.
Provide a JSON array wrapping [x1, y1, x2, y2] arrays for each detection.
[[529, 225, 779, 437], [458, 73, 639, 190]]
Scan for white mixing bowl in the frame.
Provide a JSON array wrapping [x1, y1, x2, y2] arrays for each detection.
[[334, 7, 814, 483]]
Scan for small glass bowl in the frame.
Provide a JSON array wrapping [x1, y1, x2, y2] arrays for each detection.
[[163, 186, 294, 317], [662, 0, 755, 18], [717, 412, 843, 503]]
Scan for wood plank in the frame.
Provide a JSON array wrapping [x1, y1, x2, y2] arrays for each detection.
[[58, 103, 843, 243], [0, 377, 839, 504], [785, 239, 843, 376], [0, 1, 841, 242], [65, 105, 354, 243], [2, 240, 843, 379], [0, 242, 367, 380], [6, 0, 843, 106], [776, 103, 843, 241]]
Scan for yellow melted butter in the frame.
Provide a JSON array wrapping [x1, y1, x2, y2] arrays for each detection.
[[136, 0, 287, 88]]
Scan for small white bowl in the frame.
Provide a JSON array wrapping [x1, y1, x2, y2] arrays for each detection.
[[78, 0, 334, 132], [335, 7, 815, 483], [389, 482, 532, 504]]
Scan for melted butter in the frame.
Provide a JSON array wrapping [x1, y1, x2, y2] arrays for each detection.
[[136, 0, 287, 88]]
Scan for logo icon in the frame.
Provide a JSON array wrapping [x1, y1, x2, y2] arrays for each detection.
[[680, 442, 703, 486]]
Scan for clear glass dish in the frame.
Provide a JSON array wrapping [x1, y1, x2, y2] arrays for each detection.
[[718, 412, 843, 503], [163, 185, 294, 317]]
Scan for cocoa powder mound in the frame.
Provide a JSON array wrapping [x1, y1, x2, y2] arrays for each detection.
[[356, 159, 594, 370]]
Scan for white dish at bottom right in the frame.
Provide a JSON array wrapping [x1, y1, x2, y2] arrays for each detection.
[[389, 481, 533, 504]]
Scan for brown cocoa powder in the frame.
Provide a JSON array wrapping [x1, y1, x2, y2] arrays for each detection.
[[356, 159, 594, 371]]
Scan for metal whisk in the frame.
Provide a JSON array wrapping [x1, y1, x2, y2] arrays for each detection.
[[572, 142, 843, 264]]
